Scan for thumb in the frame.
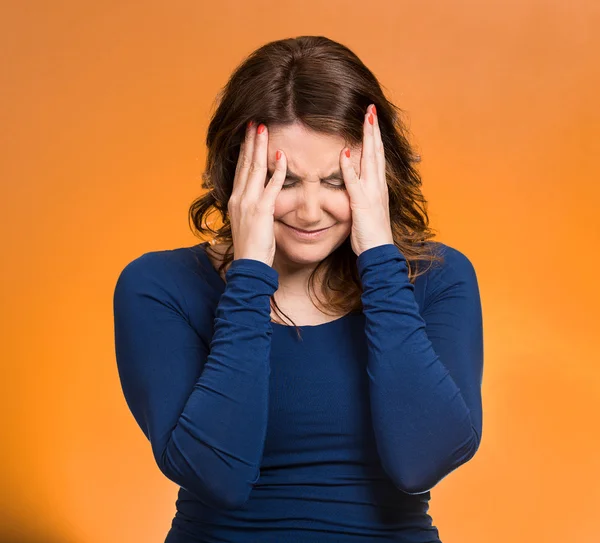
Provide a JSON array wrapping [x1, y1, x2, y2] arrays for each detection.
[[262, 148, 287, 205], [340, 147, 360, 198]]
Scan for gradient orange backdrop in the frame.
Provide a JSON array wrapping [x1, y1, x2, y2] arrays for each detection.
[[2, 1, 599, 542]]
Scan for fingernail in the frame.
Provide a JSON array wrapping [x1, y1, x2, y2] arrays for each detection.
[[345, 148, 351, 158], [247, 120, 253, 129], [276, 149, 282, 160], [372, 105, 377, 115], [257, 124, 266, 134], [368, 114, 374, 125]]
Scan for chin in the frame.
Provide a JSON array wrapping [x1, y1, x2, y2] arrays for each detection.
[[274, 224, 351, 264]]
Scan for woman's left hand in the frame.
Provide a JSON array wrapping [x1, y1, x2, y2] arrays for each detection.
[[340, 104, 395, 257]]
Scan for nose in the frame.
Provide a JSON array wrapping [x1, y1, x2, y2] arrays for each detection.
[[294, 186, 324, 225]]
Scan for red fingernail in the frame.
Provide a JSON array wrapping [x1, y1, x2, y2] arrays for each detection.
[[345, 148, 351, 158], [372, 105, 377, 115], [257, 124, 265, 134], [368, 114, 374, 125], [276, 149, 282, 160], [247, 120, 253, 128]]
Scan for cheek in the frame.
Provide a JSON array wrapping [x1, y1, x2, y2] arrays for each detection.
[[273, 193, 291, 217], [331, 192, 352, 221], [273, 192, 352, 221]]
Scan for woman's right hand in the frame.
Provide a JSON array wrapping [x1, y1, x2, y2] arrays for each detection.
[[228, 121, 287, 268]]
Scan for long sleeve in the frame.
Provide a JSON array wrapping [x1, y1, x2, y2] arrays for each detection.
[[113, 252, 278, 510], [356, 243, 484, 495]]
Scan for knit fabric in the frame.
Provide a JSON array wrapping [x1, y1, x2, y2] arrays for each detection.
[[113, 241, 484, 542]]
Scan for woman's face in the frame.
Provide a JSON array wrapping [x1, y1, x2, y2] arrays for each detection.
[[266, 122, 362, 268]]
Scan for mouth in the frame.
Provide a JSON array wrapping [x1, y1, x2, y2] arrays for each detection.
[[282, 223, 334, 239]]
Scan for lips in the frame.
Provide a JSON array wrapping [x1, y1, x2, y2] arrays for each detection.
[[285, 224, 332, 233]]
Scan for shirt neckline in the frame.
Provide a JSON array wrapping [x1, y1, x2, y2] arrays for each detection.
[[195, 241, 361, 330], [270, 312, 359, 329]]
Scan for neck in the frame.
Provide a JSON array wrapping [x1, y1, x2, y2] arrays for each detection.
[[272, 251, 326, 298]]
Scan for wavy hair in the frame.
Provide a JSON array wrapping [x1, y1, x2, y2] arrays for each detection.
[[188, 35, 445, 340]]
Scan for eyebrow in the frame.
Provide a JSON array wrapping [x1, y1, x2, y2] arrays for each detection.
[[266, 167, 344, 181]]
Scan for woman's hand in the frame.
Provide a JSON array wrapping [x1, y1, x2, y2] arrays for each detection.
[[228, 121, 287, 267], [339, 104, 395, 257]]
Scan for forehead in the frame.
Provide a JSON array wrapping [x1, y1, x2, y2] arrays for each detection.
[[268, 122, 344, 148], [267, 122, 360, 174]]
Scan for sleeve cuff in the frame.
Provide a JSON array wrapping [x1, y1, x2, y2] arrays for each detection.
[[226, 258, 279, 291], [357, 243, 404, 276]]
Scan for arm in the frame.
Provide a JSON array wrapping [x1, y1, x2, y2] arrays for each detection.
[[357, 243, 484, 495], [113, 253, 278, 509]]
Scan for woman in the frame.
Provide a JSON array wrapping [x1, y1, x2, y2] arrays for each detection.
[[113, 35, 484, 542]]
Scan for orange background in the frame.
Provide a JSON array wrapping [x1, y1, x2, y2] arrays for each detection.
[[2, 1, 599, 542]]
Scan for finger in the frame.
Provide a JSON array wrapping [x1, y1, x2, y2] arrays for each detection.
[[262, 148, 287, 206], [243, 122, 269, 200], [360, 106, 377, 182], [371, 105, 386, 186], [339, 147, 361, 204], [233, 120, 257, 197]]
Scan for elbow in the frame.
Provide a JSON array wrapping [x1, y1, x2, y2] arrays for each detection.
[[386, 460, 453, 495], [185, 481, 252, 511], [156, 438, 256, 510], [175, 473, 253, 510], [390, 468, 437, 496], [387, 428, 482, 496]]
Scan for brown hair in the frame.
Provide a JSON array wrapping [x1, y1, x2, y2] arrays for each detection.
[[188, 35, 445, 340]]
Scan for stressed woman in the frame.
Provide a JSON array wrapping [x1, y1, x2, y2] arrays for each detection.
[[113, 35, 484, 542]]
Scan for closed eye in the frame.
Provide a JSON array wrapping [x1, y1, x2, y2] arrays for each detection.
[[281, 180, 346, 191], [267, 168, 347, 191]]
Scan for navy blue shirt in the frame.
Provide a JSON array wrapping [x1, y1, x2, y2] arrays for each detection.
[[113, 241, 484, 542]]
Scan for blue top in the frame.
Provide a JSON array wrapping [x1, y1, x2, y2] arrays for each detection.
[[113, 241, 484, 542]]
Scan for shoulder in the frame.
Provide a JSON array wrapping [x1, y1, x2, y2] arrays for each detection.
[[117, 240, 220, 280], [113, 248, 188, 315], [421, 241, 478, 280], [114, 244, 213, 304], [113, 244, 223, 331], [417, 241, 480, 310], [115, 245, 193, 286]]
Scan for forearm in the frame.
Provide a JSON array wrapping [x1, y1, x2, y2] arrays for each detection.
[[358, 244, 481, 494]]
